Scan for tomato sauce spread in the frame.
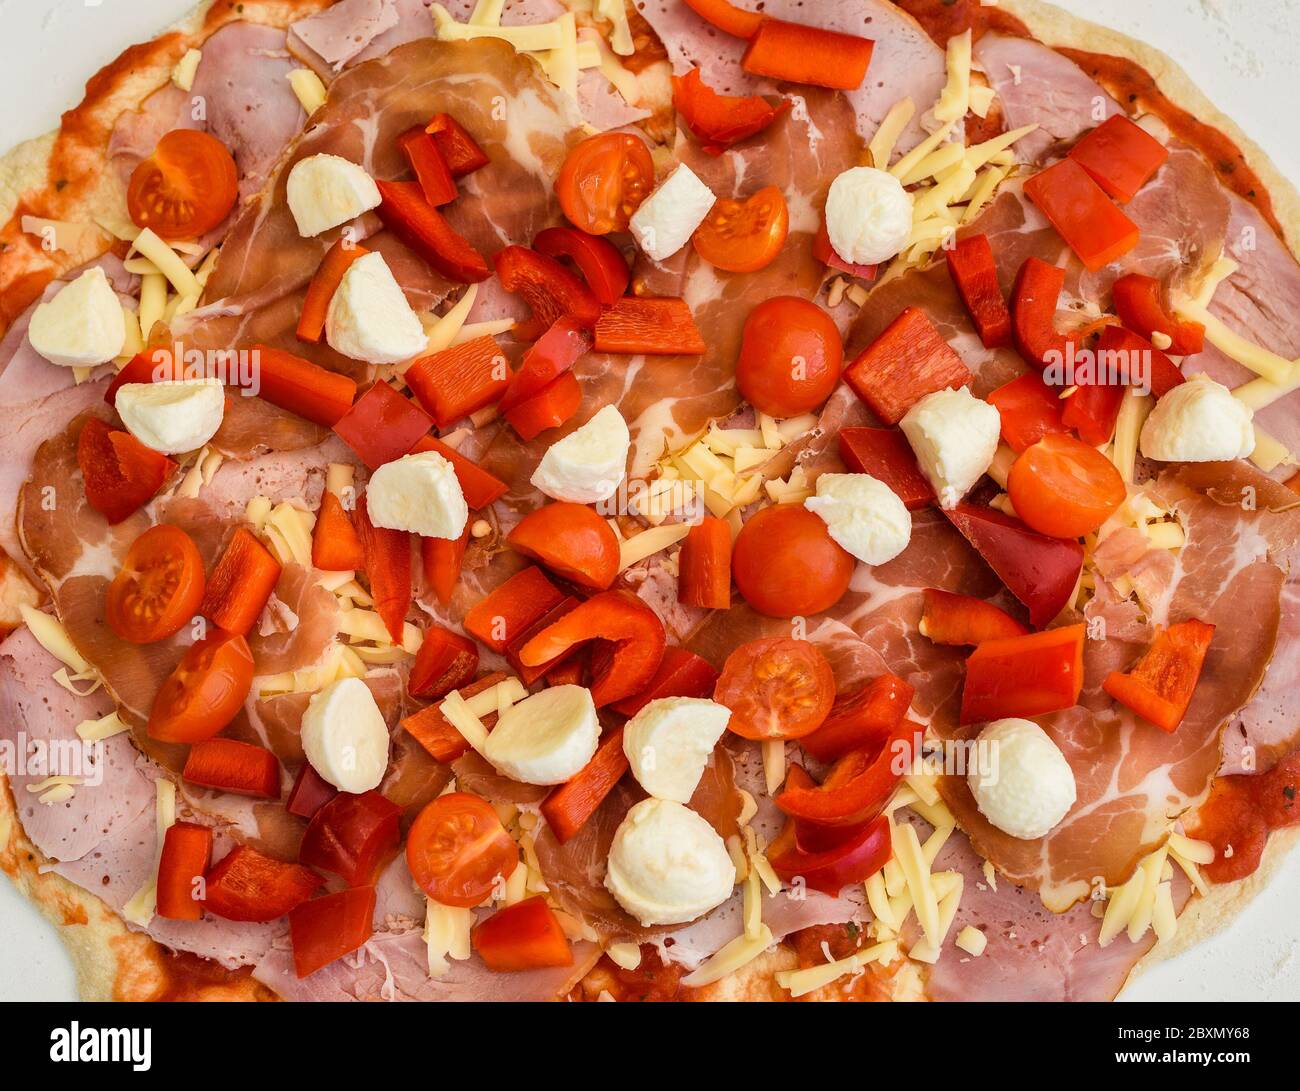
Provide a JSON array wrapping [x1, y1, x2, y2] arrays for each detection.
[[570, 947, 692, 1002], [1185, 750, 1300, 883]]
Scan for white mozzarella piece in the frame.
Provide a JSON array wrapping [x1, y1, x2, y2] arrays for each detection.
[[900, 386, 1000, 509], [27, 268, 126, 368], [325, 251, 427, 364], [804, 472, 911, 565], [623, 697, 731, 803], [629, 164, 715, 262], [286, 153, 381, 237], [530, 405, 630, 503], [481, 684, 601, 785], [116, 379, 226, 454], [825, 166, 915, 266], [1139, 374, 1255, 463], [367, 450, 468, 539], [967, 718, 1076, 840], [300, 677, 391, 793]]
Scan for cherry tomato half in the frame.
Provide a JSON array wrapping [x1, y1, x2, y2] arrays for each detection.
[[106, 524, 206, 644], [693, 186, 789, 273], [147, 628, 255, 742], [1007, 433, 1126, 539], [732, 504, 854, 618], [507, 501, 620, 590], [406, 792, 518, 908], [736, 296, 843, 417], [555, 132, 655, 236], [714, 638, 836, 740], [127, 129, 239, 241]]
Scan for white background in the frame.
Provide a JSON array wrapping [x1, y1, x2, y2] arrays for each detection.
[[0, 0, 1297, 1001]]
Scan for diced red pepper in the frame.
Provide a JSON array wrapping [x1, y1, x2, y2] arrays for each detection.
[[678, 516, 732, 610], [609, 647, 721, 718], [1102, 618, 1215, 733], [290, 887, 376, 978], [505, 596, 580, 686], [464, 566, 566, 653], [425, 113, 490, 177], [843, 306, 972, 425], [769, 812, 891, 896], [837, 427, 934, 510], [960, 624, 1086, 724], [503, 370, 583, 441], [534, 226, 630, 306], [421, 525, 469, 607], [471, 895, 572, 972], [1010, 258, 1071, 371], [545, 655, 588, 689], [1061, 371, 1125, 446], [540, 726, 630, 843], [183, 737, 281, 798], [312, 491, 365, 572], [1067, 114, 1169, 203], [155, 821, 213, 921], [410, 625, 479, 699], [334, 381, 434, 469], [297, 239, 369, 344], [397, 125, 457, 207], [741, 18, 874, 90], [1286, 470, 1300, 497], [1111, 273, 1204, 357], [920, 588, 1028, 646], [203, 845, 323, 922], [248, 345, 358, 427], [77, 417, 176, 525], [401, 672, 506, 763], [1023, 160, 1140, 272], [671, 66, 790, 154], [405, 336, 508, 429], [201, 527, 282, 637], [353, 494, 412, 643], [987, 372, 1068, 452], [375, 179, 490, 283], [1096, 323, 1185, 399], [299, 790, 402, 887], [409, 434, 509, 509], [592, 297, 706, 355], [499, 318, 592, 413], [812, 221, 878, 280], [682, 0, 764, 37], [494, 245, 601, 341], [799, 674, 914, 764], [946, 233, 1011, 348], [105, 348, 185, 406], [286, 763, 337, 820]]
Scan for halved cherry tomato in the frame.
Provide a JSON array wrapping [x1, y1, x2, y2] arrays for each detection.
[[127, 129, 238, 240], [472, 895, 572, 972], [1007, 433, 1126, 539], [714, 637, 835, 740], [556, 132, 655, 236], [147, 628, 255, 742], [406, 792, 519, 908], [692, 186, 788, 273], [299, 790, 402, 887], [732, 505, 854, 618], [507, 502, 619, 590], [736, 296, 842, 417], [106, 524, 206, 644]]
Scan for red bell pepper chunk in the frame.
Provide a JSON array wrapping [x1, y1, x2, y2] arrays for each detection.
[[678, 516, 732, 610], [945, 503, 1084, 629], [503, 370, 583, 441], [741, 18, 874, 91], [286, 763, 337, 820], [297, 238, 369, 344], [425, 113, 490, 177], [843, 306, 972, 425], [334, 381, 434, 469], [813, 221, 878, 280], [545, 655, 588, 688], [201, 527, 282, 637], [799, 674, 915, 764], [837, 427, 934, 510], [671, 67, 790, 155], [777, 718, 920, 826], [960, 623, 1086, 724], [946, 233, 1012, 348], [374, 179, 490, 283], [421, 525, 469, 607], [247, 345, 358, 427], [505, 596, 580, 685], [155, 821, 213, 921], [290, 886, 376, 978], [105, 348, 185, 406], [1023, 159, 1140, 272], [1010, 257, 1071, 370], [540, 726, 630, 844], [401, 671, 506, 764], [534, 226, 630, 306], [464, 566, 566, 653], [183, 738, 281, 798], [499, 317, 592, 413], [1061, 370, 1126, 446], [592, 297, 707, 355], [471, 895, 573, 972], [1096, 323, 1185, 399], [409, 625, 479, 699], [920, 588, 1028, 646], [1102, 618, 1215, 733], [494, 245, 601, 341], [203, 845, 323, 922], [1111, 273, 1204, 357], [987, 371, 1068, 452], [769, 812, 891, 896], [1067, 114, 1169, 203], [1286, 469, 1300, 497], [398, 124, 457, 207], [409, 434, 509, 509], [682, 0, 764, 37], [518, 590, 667, 708], [609, 646, 721, 718], [353, 494, 412, 643], [299, 790, 402, 887], [77, 417, 176, 525], [405, 336, 509, 429], [312, 491, 366, 572]]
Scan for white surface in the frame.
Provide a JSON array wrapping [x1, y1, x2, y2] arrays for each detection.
[[0, 0, 1297, 1002]]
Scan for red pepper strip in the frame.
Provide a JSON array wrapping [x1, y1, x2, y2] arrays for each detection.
[[946, 233, 1012, 348], [290, 887, 376, 978], [421, 525, 469, 607], [374, 180, 490, 283], [812, 221, 878, 280], [837, 427, 934, 510], [769, 812, 891, 896], [920, 588, 1028, 646], [987, 372, 1068, 452], [504, 370, 583, 441], [772, 766, 868, 854], [1061, 370, 1126, 445], [472, 895, 573, 971], [1067, 114, 1170, 203], [299, 790, 402, 886], [533, 226, 630, 305], [540, 726, 630, 844], [1111, 273, 1204, 356], [671, 67, 790, 155], [155, 821, 213, 921], [405, 335, 509, 428], [608, 647, 720, 718], [401, 671, 506, 763], [592, 297, 707, 355], [1102, 618, 1215, 733], [1186, 749, 1300, 883], [960, 623, 1086, 724], [425, 113, 490, 177], [286, 763, 337, 820], [201, 527, 283, 637], [202, 845, 323, 922], [799, 674, 915, 764], [397, 125, 457, 207], [354, 493, 412, 643], [334, 381, 434, 470], [505, 596, 580, 685], [77, 417, 176, 525], [945, 503, 1083, 629], [1097, 323, 1185, 399], [106, 348, 185, 405], [545, 654, 588, 688], [519, 590, 667, 707], [1023, 159, 1140, 272], [297, 238, 369, 343], [678, 516, 732, 609], [409, 434, 509, 508], [499, 317, 592, 412], [682, 0, 764, 37], [494, 245, 601, 341], [464, 566, 566, 653], [741, 18, 875, 91], [248, 345, 358, 427], [410, 625, 479, 699], [312, 491, 365, 571], [183, 737, 281, 798], [843, 306, 972, 425], [1010, 258, 1072, 370]]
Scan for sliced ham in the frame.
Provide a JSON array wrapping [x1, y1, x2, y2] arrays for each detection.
[[289, 0, 404, 72]]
